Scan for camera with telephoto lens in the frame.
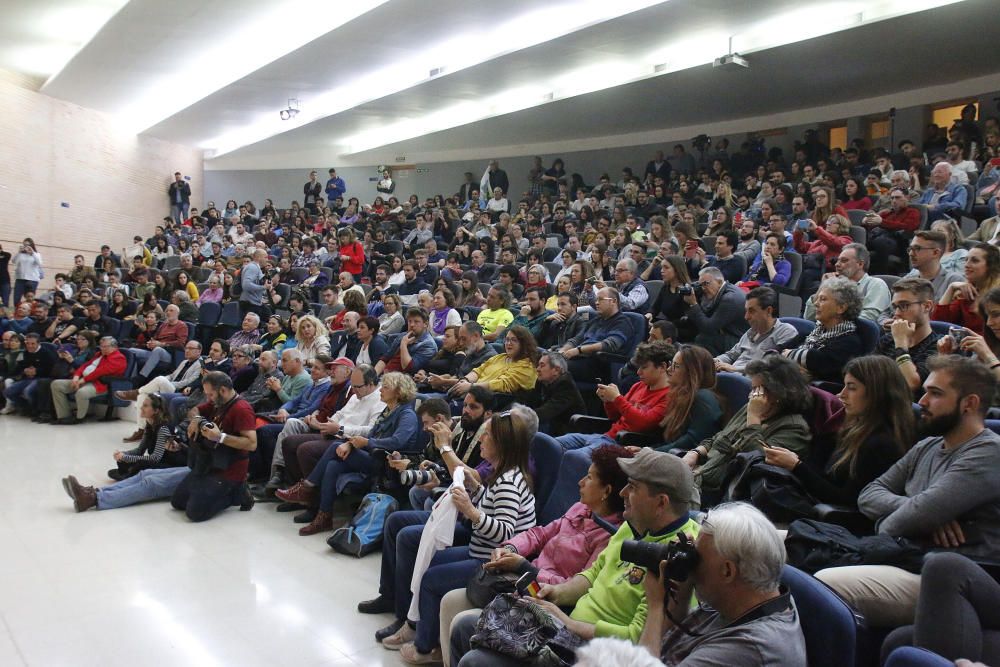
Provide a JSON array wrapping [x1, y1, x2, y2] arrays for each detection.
[[620, 532, 699, 583], [678, 282, 703, 299], [400, 462, 447, 486]]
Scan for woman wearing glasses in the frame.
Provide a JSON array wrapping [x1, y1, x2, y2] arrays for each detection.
[[363, 406, 537, 664]]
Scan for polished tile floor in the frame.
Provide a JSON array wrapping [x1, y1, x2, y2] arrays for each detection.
[[0, 415, 406, 667]]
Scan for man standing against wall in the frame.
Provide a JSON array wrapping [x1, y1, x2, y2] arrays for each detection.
[[168, 172, 191, 225]]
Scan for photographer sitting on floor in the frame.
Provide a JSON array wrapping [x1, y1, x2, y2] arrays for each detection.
[[171, 371, 257, 522]]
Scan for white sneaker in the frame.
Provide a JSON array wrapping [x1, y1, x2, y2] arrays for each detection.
[[0, 404, 15, 415]]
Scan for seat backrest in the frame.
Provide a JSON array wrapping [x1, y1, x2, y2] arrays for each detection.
[[962, 184, 975, 214], [874, 274, 900, 291], [846, 209, 868, 226], [162, 255, 181, 270], [198, 301, 222, 325], [778, 317, 815, 346], [530, 432, 564, 524], [912, 203, 930, 230], [986, 420, 1000, 437], [716, 372, 752, 417], [544, 261, 561, 279], [784, 251, 803, 292], [780, 565, 859, 667], [848, 225, 867, 245], [619, 311, 647, 358], [645, 280, 664, 311], [856, 317, 879, 354], [219, 301, 242, 327], [929, 320, 953, 336], [290, 267, 309, 284]]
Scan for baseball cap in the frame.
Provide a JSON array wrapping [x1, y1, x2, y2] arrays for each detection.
[[328, 357, 355, 369], [617, 448, 694, 503]]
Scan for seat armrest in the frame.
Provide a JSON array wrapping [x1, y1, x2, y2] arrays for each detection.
[[569, 415, 612, 434]]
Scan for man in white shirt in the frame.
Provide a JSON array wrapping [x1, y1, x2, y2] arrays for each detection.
[[265, 364, 385, 491], [945, 141, 977, 185]]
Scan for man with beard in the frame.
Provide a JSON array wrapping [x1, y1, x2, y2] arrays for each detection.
[[392, 389, 493, 512], [735, 218, 761, 264], [171, 371, 257, 522], [816, 355, 1000, 629]]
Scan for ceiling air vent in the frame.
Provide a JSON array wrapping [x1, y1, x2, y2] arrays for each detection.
[[429, 67, 445, 78]]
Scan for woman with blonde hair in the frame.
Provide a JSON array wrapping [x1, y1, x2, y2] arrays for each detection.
[[294, 315, 331, 364], [930, 218, 969, 274]]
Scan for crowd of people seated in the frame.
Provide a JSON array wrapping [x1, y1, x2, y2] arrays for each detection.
[[6, 111, 1000, 665]]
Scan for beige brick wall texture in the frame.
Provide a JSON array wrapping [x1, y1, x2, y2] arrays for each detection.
[[0, 69, 203, 288]]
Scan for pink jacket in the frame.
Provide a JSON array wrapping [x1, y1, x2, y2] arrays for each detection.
[[504, 502, 622, 585]]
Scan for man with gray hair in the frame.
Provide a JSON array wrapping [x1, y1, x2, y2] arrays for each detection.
[[601, 258, 648, 313], [639, 502, 806, 665], [682, 266, 748, 356], [51, 336, 128, 424], [240, 248, 268, 318], [917, 162, 968, 223], [528, 352, 585, 436], [803, 242, 890, 322], [116, 339, 204, 442], [228, 312, 262, 348]]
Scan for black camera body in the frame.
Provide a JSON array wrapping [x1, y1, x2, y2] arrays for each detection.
[[620, 532, 699, 583], [400, 462, 448, 486], [678, 283, 703, 299]]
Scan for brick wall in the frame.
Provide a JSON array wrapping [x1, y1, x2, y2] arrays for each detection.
[[0, 69, 203, 287]]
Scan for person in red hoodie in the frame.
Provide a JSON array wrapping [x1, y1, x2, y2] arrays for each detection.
[[555, 340, 673, 452], [50, 336, 128, 424], [336, 226, 366, 282]]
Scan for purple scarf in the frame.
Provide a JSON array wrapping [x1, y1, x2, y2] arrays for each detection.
[[432, 307, 452, 335]]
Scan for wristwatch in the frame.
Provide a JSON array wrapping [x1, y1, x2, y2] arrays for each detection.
[[893, 347, 909, 358], [218, 433, 227, 445], [440, 445, 454, 454]]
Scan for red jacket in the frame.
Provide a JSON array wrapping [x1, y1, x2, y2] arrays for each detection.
[[793, 226, 852, 270], [339, 241, 365, 276], [604, 382, 671, 438], [878, 207, 921, 233], [73, 350, 128, 393], [932, 298, 983, 335]]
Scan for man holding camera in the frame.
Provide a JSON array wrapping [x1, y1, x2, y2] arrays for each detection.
[[450, 448, 701, 665], [681, 267, 748, 356], [171, 371, 257, 522], [638, 502, 806, 665]]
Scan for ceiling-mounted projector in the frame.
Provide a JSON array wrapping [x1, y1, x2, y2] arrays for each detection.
[[713, 53, 749, 69], [279, 98, 300, 120]]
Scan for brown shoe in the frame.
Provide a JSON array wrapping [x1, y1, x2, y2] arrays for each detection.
[[62, 476, 97, 512], [114, 389, 140, 402], [275, 481, 316, 505], [122, 428, 145, 443], [298, 510, 333, 536]]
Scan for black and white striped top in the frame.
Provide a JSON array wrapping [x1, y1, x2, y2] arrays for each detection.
[[469, 468, 536, 560]]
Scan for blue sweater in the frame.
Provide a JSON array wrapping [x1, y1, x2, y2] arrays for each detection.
[[281, 378, 332, 417], [366, 402, 420, 452]]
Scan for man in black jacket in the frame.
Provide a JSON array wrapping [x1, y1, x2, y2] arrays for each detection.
[[538, 292, 585, 349], [530, 351, 585, 436], [2, 333, 54, 415], [487, 160, 509, 196], [78, 302, 117, 339], [168, 171, 191, 225]]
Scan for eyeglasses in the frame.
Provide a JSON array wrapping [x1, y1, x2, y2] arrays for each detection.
[[669, 361, 683, 370], [892, 301, 922, 311], [908, 245, 934, 254], [597, 296, 616, 302]]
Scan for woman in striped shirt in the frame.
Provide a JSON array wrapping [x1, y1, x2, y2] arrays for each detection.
[[378, 408, 536, 664]]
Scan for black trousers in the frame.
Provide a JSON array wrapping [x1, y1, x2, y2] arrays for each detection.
[[170, 471, 243, 522]]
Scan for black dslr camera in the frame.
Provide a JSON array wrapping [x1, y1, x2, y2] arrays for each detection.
[[400, 462, 448, 486], [677, 283, 703, 299], [620, 532, 699, 583]]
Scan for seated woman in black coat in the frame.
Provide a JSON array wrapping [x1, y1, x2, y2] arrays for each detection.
[[763, 354, 914, 508], [648, 255, 692, 324], [782, 276, 866, 383]]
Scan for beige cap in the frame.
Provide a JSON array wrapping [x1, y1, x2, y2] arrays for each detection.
[[617, 447, 694, 504]]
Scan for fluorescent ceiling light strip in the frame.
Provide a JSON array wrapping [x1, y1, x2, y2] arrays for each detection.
[[36, 0, 130, 83], [117, 0, 389, 133], [203, 0, 671, 157], [341, 0, 967, 155]]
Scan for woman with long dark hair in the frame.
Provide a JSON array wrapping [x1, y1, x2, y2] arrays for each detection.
[[764, 355, 913, 508], [108, 393, 185, 481], [655, 345, 723, 452]]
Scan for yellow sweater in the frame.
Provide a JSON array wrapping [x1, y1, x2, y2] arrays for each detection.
[[473, 354, 537, 394]]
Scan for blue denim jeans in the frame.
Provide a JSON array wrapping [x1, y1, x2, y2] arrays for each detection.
[[4, 378, 39, 410], [554, 432, 614, 452], [131, 347, 173, 378], [13, 280, 37, 306], [414, 550, 482, 653], [310, 446, 374, 512], [408, 485, 436, 511], [97, 467, 190, 510]]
